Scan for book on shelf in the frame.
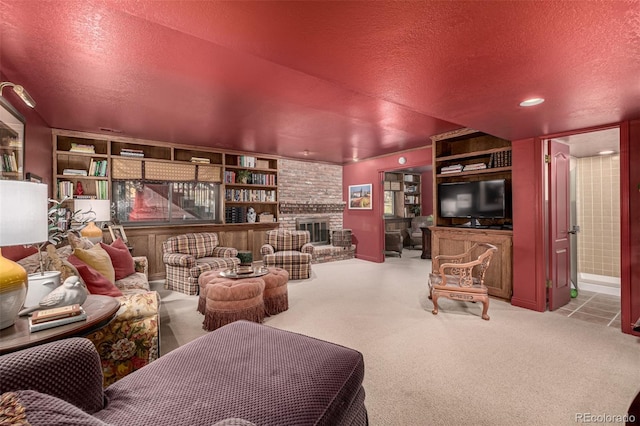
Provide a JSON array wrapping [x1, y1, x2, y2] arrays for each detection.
[[30, 304, 82, 324], [190, 156, 211, 164], [63, 168, 88, 176], [69, 142, 95, 153], [29, 308, 87, 332], [120, 148, 144, 158], [462, 163, 487, 171]]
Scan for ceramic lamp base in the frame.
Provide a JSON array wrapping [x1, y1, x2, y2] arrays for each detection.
[[0, 250, 28, 329], [81, 221, 103, 244]]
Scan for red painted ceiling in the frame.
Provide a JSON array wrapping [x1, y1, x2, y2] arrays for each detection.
[[1, 1, 639, 164]]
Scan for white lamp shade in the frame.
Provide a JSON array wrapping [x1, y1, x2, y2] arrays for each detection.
[[0, 181, 48, 246], [74, 199, 111, 222]]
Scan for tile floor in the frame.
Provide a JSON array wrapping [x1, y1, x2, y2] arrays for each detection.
[[553, 289, 621, 329]]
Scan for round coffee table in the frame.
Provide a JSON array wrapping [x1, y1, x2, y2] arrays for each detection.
[[0, 295, 120, 355]]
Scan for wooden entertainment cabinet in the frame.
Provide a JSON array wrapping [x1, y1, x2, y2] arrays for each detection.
[[430, 129, 513, 299]]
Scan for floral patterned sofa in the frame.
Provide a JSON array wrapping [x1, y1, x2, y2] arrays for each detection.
[[17, 245, 159, 387]]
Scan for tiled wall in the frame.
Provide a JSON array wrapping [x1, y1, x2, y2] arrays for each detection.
[[576, 155, 620, 278]]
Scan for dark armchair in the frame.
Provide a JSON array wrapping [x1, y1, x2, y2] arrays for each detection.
[[404, 215, 433, 248]]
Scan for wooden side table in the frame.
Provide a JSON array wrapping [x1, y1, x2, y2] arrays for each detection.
[[0, 295, 120, 355], [420, 227, 432, 259]]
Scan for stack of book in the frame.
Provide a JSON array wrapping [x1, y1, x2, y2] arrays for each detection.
[[462, 162, 487, 171], [120, 148, 144, 158], [63, 168, 88, 176], [28, 304, 87, 333], [69, 143, 95, 154], [440, 164, 463, 174]]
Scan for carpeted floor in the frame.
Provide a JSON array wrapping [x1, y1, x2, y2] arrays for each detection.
[[152, 249, 640, 425]]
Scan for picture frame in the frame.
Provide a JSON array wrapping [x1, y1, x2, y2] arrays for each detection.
[[0, 96, 26, 180], [348, 183, 373, 210], [108, 224, 128, 244]]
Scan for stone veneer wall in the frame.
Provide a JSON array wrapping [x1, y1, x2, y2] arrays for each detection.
[[277, 158, 345, 231]]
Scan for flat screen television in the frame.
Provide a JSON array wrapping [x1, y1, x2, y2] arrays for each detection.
[[438, 179, 506, 221]]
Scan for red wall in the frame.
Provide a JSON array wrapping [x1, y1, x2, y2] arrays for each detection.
[[343, 147, 433, 262]]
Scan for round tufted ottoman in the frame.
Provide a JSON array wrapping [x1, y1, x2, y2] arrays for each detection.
[[202, 277, 265, 331], [198, 270, 221, 314], [262, 267, 289, 315]]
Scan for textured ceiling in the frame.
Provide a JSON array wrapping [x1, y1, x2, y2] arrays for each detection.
[[1, 1, 638, 164]]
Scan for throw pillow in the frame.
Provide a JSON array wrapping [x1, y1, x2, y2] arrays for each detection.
[[67, 232, 94, 250], [99, 238, 135, 280], [0, 390, 111, 426], [72, 245, 115, 284], [67, 255, 123, 297]]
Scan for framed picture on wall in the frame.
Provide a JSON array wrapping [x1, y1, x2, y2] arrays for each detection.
[[348, 183, 372, 210], [108, 224, 128, 244]]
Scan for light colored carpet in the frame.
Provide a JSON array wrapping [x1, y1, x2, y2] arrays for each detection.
[[152, 249, 640, 426]]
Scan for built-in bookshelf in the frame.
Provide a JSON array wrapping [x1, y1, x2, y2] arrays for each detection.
[[52, 129, 279, 225]]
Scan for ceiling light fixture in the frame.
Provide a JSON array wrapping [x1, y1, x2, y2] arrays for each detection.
[[598, 150, 615, 155], [0, 82, 36, 108], [519, 98, 545, 107]]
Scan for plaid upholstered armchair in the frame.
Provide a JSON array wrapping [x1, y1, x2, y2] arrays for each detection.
[[260, 230, 314, 279], [162, 233, 240, 295]]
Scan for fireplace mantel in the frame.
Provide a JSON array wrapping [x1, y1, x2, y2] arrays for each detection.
[[279, 202, 346, 214]]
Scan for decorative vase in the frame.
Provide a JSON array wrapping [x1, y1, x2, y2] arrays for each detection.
[[0, 253, 28, 329], [24, 270, 62, 309]]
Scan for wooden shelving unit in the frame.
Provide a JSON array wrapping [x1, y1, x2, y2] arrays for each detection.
[[52, 129, 279, 225], [430, 128, 513, 300]]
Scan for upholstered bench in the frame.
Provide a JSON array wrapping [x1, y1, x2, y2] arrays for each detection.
[[202, 277, 266, 331], [262, 267, 289, 315]]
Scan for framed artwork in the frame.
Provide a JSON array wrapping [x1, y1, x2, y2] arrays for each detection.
[[0, 96, 25, 180], [108, 224, 128, 244], [348, 183, 372, 210]]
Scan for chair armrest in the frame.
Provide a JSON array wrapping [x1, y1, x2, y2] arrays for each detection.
[[301, 243, 315, 254], [133, 256, 148, 277], [212, 246, 238, 258], [0, 338, 105, 414], [162, 253, 196, 267], [260, 244, 275, 256]]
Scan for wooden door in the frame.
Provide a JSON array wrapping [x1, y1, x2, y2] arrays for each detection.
[[548, 140, 571, 310]]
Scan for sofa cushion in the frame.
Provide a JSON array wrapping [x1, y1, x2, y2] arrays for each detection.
[[68, 255, 123, 297], [67, 232, 95, 250], [0, 390, 111, 426], [100, 238, 135, 280], [73, 245, 116, 284]]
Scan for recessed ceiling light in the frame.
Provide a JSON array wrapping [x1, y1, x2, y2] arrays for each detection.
[[598, 150, 615, 155], [519, 98, 545, 107]]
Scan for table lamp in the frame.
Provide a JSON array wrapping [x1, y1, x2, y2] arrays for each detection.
[[74, 199, 111, 244], [0, 181, 48, 329]]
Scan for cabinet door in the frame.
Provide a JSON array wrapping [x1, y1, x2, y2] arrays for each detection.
[[431, 228, 512, 299]]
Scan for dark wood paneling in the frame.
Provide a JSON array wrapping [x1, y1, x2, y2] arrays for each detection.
[[108, 223, 278, 280]]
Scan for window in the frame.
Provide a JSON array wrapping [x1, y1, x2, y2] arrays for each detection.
[[112, 180, 222, 225], [384, 190, 395, 216]]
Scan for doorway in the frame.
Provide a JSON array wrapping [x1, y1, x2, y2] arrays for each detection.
[[548, 127, 621, 328]]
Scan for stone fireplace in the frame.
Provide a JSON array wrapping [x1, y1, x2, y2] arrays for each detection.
[[296, 216, 330, 245]]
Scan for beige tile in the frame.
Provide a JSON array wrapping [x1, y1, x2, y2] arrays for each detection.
[[568, 311, 611, 326], [576, 305, 618, 319]]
